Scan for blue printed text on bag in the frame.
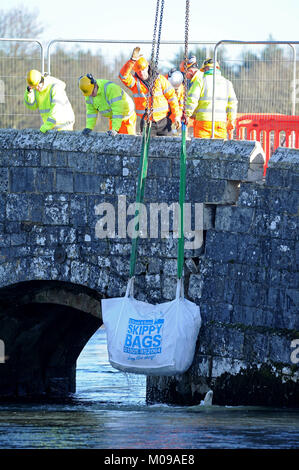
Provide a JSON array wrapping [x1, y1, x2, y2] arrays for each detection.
[[124, 317, 164, 356]]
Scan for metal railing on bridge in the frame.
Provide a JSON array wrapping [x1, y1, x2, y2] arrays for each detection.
[[0, 37, 298, 168]]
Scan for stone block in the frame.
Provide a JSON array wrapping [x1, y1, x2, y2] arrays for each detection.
[[215, 205, 254, 232], [44, 195, 69, 225], [243, 331, 270, 363], [6, 194, 43, 222], [188, 178, 239, 204], [114, 176, 137, 198], [89, 133, 141, 156], [186, 139, 265, 182], [188, 273, 203, 300], [0, 129, 18, 149], [155, 177, 180, 202], [68, 151, 95, 172], [147, 158, 171, 177], [56, 169, 74, 193], [199, 324, 244, 359], [70, 195, 88, 225], [267, 147, 299, 189], [269, 335, 294, 364], [74, 173, 101, 194], [173, 158, 211, 179], [94, 154, 122, 176], [122, 156, 139, 178], [41, 150, 67, 167], [13, 129, 56, 149], [35, 168, 55, 192], [147, 257, 162, 274], [0, 168, 9, 192], [205, 230, 239, 263], [10, 167, 35, 192], [24, 149, 40, 166], [270, 239, 296, 271]]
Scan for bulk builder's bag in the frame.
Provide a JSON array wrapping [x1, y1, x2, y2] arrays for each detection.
[[102, 279, 201, 375]]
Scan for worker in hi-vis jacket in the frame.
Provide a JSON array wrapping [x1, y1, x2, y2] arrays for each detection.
[[185, 58, 238, 139], [24, 69, 75, 133], [119, 47, 181, 136], [78, 73, 136, 136]]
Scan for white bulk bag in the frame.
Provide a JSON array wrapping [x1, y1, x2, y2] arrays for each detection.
[[101, 279, 201, 376]]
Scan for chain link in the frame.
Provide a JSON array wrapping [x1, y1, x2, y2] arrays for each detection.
[[182, 0, 190, 118], [146, 0, 165, 121]]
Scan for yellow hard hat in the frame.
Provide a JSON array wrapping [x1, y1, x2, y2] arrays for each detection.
[[200, 58, 220, 72], [27, 69, 42, 87], [78, 74, 96, 96], [134, 56, 149, 73]]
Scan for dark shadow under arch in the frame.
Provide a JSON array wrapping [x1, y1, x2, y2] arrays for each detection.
[[0, 280, 102, 399]]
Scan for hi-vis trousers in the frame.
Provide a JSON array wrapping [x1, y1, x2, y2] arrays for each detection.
[[109, 112, 137, 135], [193, 120, 227, 139]]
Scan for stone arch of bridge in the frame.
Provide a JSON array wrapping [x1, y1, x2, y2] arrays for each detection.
[[0, 280, 102, 398]]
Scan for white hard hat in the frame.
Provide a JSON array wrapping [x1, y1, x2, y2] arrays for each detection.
[[168, 70, 183, 88]]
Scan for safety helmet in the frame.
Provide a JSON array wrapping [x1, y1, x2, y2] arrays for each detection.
[[179, 56, 198, 73], [134, 56, 149, 73], [200, 58, 220, 72], [78, 74, 96, 96], [168, 70, 184, 88], [27, 69, 42, 87]]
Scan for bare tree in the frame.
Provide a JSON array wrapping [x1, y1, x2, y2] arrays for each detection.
[[0, 5, 44, 54], [0, 5, 44, 128]]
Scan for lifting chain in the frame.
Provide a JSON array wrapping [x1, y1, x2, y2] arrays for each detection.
[[182, 0, 190, 123], [146, 0, 165, 121]]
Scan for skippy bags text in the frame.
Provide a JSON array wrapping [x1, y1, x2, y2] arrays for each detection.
[[124, 317, 164, 357]]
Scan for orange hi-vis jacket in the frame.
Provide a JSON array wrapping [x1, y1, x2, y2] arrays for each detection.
[[119, 59, 180, 123], [170, 83, 185, 122]]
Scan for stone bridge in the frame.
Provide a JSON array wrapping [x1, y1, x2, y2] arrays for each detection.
[[0, 129, 298, 406]]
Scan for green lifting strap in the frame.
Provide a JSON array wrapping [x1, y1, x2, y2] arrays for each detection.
[[177, 122, 187, 280], [177, 0, 190, 281], [129, 122, 151, 278]]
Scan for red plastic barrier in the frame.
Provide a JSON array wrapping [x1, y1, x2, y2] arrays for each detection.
[[234, 113, 299, 174]]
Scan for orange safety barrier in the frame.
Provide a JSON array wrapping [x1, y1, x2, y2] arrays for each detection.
[[233, 113, 299, 174]]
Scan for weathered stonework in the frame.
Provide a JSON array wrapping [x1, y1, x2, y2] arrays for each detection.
[[0, 129, 298, 406]]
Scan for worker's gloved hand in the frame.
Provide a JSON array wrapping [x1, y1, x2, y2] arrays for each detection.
[[106, 129, 118, 137], [131, 47, 141, 61], [39, 124, 48, 133], [82, 128, 92, 136], [174, 117, 181, 130]]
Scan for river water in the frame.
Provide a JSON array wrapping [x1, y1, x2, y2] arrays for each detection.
[[0, 327, 298, 450]]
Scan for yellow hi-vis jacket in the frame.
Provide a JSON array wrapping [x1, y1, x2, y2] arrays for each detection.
[[186, 69, 238, 124], [84, 79, 135, 132], [24, 76, 75, 133]]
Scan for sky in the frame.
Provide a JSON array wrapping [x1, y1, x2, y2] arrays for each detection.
[[3, 0, 299, 45]]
